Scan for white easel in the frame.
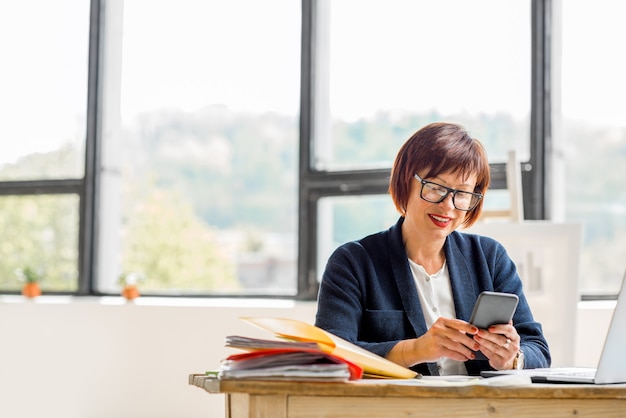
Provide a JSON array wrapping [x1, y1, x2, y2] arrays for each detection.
[[479, 150, 524, 222]]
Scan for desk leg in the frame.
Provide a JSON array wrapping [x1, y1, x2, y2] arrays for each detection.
[[227, 393, 288, 418]]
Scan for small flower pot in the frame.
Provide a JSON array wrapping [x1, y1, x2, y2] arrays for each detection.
[[22, 282, 42, 298], [122, 284, 140, 300]]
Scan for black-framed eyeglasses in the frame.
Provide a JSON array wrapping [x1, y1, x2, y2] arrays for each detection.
[[414, 173, 482, 211]]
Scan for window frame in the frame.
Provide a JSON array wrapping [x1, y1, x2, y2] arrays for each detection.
[[0, 0, 101, 296], [0, 0, 552, 299]]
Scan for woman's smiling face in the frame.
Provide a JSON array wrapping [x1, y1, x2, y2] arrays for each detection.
[[404, 170, 478, 240]]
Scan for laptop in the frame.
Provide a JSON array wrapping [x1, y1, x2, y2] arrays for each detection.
[[482, 269, 626, 384]]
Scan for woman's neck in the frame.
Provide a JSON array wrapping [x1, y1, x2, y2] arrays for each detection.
[[403, 236, 446, 275]]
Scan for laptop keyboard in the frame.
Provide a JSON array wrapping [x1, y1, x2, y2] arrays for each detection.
[[552, 369, 595, 378]]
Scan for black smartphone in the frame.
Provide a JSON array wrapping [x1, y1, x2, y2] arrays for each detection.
[[469, 291, 519, 360], [470, 291, 519, 329]]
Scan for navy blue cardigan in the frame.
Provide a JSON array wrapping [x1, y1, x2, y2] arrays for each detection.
[[315, 217, 551, 376]]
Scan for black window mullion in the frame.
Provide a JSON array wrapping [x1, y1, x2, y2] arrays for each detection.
[[0, 180, 82, 195], [526, 0, 551, 220], [297, 0, 316, 299], [78, 0, 103, 295]]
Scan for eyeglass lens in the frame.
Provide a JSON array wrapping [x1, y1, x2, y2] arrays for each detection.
[[421, 182, 478, 210]]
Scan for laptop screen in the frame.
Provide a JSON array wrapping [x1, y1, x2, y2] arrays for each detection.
[[594, 269, 626, 384]]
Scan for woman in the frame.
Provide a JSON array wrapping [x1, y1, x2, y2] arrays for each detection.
[[315, 122, 550, 376]]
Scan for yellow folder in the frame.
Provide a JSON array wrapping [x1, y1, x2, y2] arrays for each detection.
[[240, 316, 418, 379]]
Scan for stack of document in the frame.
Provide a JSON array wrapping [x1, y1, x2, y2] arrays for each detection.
[[225, 335, 320, 350], [219, 340, 362, 381], [217, 317, 419, 381]]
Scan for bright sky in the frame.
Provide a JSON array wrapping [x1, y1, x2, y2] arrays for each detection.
[[0, 0, 88, 164], [560, 0, 626, 124], [119, 0, 531, 121], [1, 0, 625, 166]]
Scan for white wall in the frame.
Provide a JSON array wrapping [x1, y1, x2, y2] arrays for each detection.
[[0, 296, 612, 418], [0, 296, 317, 418]]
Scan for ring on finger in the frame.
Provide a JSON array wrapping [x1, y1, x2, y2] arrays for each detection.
[[503, 338, 511, 349]]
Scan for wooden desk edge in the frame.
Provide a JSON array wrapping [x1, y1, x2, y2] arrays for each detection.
[[188, 374, 626, 400]]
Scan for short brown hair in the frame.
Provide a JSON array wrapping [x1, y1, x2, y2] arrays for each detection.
[[388, 122, 490, 228]]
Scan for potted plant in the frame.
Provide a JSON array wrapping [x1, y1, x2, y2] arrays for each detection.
[[118, 272, 144, 300], [16, 267, 43, 298]]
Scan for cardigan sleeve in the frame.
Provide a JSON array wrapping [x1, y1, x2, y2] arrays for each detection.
[[314, 242, 401, 359], [494, 246, 551, 369], [457, 233, 552, 371]]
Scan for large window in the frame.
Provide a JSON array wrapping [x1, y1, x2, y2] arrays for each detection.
[[559, 0, 626, 296], [314, 0, 531, 171], [2, 0, 622, 299], [305, 1, 536, 291], [0, 0, 90, 293], [97, 0, 301, 295]]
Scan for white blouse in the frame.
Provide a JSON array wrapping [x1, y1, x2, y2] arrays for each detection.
[[408, 258, 469, 376]]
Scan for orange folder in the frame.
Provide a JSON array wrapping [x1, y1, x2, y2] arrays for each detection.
[[240, 316, 418, 379]]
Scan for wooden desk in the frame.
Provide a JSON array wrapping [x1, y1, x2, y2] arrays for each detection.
[[189, 374, 626, 418]]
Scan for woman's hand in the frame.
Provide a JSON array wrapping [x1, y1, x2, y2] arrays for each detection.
[[472, 321, 520, 370], [390, 317, 479, 367]]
